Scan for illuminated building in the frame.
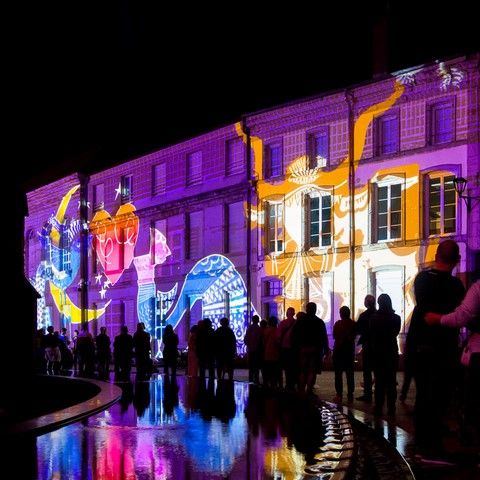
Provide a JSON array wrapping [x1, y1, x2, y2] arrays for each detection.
[[25, 55, 479, 350]]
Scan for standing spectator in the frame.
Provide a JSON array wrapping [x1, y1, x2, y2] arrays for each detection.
[[356, 295, 376, 401], [187, 325, 199, 377], [59, 327, 70, 346], [244, 315, 263, 384], [259, 319, 268, 384], [196, 318, 216, 379], [114, 326, 134, 378], [72, 329, 79, 372], [214, 317, 237, 381], [163, 324, 179, 377], [370, 294, 401, 416], [43, 325, 61, 374], [406, 239, 465, 457], [262, 316, 281, 388], [278, 307, 297, 391], [292, 302, 329, 395], [76, 324, 95, 376], [34, 328, 47, 373], [332, 306, 356, 403], [425, 280, 480, 447], [133, 323, 151, 377], [96, 326, 111, 377]]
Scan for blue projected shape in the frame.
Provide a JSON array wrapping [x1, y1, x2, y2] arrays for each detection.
[[160, 254, 257, 353]]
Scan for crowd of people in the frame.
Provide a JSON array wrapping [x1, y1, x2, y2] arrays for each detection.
[[32, 239, 479, 460], [34, 322, 156, 379]]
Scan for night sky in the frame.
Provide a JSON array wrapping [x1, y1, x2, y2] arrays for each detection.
[[9, 1, 479, 192]]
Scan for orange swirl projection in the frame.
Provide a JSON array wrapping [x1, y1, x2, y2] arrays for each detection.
[[236, 80, 439, 330]]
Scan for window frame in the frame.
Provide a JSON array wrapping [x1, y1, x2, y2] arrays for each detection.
[[93, 183, 105, 211], [120, 174, 133, 204], [374, 111, 400, 156], [307, 127, 329, 169], [265, 199, 284, 255], [305, 189, 333, 250], [371, 175, 404, 243], [424, 171, 458, 237], [152, 162, 166, 196], [264, 140, 283, 179], [186, 150, 203, 186], [427, 98, 455, 146], [225, 137, 244, 176]]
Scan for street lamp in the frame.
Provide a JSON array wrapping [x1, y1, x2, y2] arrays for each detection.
[[453, 177, 480, 212]]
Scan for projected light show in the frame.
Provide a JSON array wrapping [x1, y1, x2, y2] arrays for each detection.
[[25, 56, 479, 350]]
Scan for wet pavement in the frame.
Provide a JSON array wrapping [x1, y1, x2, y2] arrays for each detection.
[[23, 370, 479, 479], [35, 374, 354, 479]]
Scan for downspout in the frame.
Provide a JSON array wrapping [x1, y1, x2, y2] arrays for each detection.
[[79, 173, 89, 327], [346, 91, 356, 316], [242, 117, 252, 322]]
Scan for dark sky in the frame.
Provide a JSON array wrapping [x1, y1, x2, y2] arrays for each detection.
[[9, 1, 479, 191]]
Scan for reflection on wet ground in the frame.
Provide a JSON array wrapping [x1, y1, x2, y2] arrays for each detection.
[[36, 374, 350, 479]]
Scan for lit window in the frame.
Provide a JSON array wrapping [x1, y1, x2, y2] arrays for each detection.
[[264, 143, 282, 179], [376, 114, 399, 155], [374, 181, 402, 242], [121, 175, 133, 204], [307, 129, 329, 168], [153, 163, 166, 196], [186, 151, 202, 186], [226, 138, 244, 176], [427, 173, 456, 236], [430, 100, 454, 145], [264, 279, 283, 296], [266, 202, 284, 253], [308, 194, 332, 248]]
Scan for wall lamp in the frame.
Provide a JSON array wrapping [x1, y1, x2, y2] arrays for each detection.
[[453, 177, 480, 212]]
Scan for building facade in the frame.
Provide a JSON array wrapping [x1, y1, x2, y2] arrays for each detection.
[[25, 55, 480, 352]]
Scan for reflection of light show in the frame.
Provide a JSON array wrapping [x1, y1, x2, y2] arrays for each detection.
[[26, 56, 479, 348], [36, 376, 338, 479]]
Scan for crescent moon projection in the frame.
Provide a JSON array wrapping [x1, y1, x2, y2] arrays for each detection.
[[49, 282, 111, 324], [50, 184, 80, 246]]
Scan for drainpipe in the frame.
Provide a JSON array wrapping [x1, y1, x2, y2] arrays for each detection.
[[79, 173, 89, 327], [346, 91, 356, 316], [243, 118, 252, 322]]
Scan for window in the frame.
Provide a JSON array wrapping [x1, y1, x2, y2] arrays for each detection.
[[369, 266, 405, 329], [186, 151, 202, 186], [305, 272, 334, 333], [262, 278, 283, 320], [430, 100, 454, 145], [307, 193, 332, 248], [121, 175, 133, 204], [376, 114, 399, 155], [266, 201, 284, 253], [153, 163, 166, 196], [225, 202, 244, 254], [188, 211, 203, 259], [60, 225, 71, 274], [264, 142, 282, 179], [264, 279, 283, 296], [226, 138, 244, 176], [151, 219, 167, 264], [93, 183, 104, 211], [426, 173, 456, 236], [307, 129, 329, 168], [374, 181, 402, 242]]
